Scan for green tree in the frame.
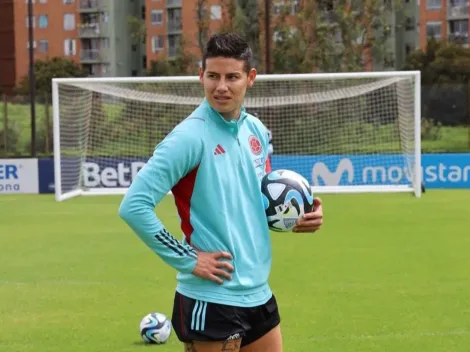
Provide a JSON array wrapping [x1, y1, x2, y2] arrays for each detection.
[[127, 15, 146, 45], [16, 57, 87, 96], [271, 0, 404, 73], [219, 0, 261, 67], [146, 43, 199, 76], [404, 37, 470, 128], [404, 37, 470, 84]]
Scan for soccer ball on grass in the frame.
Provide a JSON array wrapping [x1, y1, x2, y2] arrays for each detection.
[[261, 169, 315, 232], [139, 312, 172, 344]]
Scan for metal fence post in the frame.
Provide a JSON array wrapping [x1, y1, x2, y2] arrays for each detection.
[[2, 94, 7, 156]]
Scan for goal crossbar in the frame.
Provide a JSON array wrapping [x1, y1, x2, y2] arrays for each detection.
[[61, 77, 409, 108]]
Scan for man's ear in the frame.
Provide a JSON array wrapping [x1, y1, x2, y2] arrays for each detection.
[[199, 66, 204, 84], [247, 68, 257, 88]]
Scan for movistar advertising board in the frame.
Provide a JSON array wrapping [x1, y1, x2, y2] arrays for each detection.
[[35, 154, 470, 194], [272, 154, 470, 189]]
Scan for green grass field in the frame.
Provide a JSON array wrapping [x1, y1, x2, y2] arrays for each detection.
[[1, 191, 470, 351]]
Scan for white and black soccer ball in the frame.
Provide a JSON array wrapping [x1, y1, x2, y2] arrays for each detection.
[[139, 312, 172, 344], [261, 169, 315, 232]]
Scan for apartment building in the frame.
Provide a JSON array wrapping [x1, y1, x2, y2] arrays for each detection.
[[0, 0, 147, 94], [77, 0, 146, 77], [145, 0, 223, 66], [13, 0, 80, 87], [420, 0, 469, 48]]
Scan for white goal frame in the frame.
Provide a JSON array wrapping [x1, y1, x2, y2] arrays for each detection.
[[52, 70, 422, 201]]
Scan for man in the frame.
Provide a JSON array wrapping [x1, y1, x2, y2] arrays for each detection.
[[119, 33, 323, 352]]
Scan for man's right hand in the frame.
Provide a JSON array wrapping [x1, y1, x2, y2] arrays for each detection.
[[192, 251, 234, 285]]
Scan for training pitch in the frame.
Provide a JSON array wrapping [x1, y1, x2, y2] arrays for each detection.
[[1, 190, 469, 351]]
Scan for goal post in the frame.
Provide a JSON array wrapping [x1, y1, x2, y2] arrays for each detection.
[[52, 70, 422, 201]]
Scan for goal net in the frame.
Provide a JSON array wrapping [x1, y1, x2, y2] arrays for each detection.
[[52, 71, 421, 201]]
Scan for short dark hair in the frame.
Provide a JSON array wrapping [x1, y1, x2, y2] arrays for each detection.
[[202, 33, 253, 74]]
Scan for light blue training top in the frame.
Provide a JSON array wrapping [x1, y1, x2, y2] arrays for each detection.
[[119, 98, 272, 307]]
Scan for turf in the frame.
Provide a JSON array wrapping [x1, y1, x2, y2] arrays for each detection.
[[1, 191, 470, 351]]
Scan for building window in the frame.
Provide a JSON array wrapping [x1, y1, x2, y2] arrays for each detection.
[[272, 0, 302, 14], [426, 21, 442, 39], [290, 0, 300, 14], [39, 0, 47, 3], [143, 55, 147, 69], [426, 0, 441, 9], [449, 19, 469, 35], [63, 0, 74, 4], [38, 40, 48, 53], [404, 17, 415, 30], [450, 0, 467, 5], [405, 44, 413, 56], [449, 19, 469, 43], [167, 8, 182, 31], [168, 34, 180, 57], [102, 38, 110, 48], [38, 15, 48, 28], [151, 10, 163, 25], [64, 39, 76, 56], [26, 16, 35, 28], [210, 5, 221, 20], [141, 6, 146, 20], [63, 13, 75, 30], [101, 12, 109, 24], [151, 36, 164, 52], [273, 2, 282, 14]]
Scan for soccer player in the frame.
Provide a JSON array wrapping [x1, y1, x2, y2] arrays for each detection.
[[119, 33, 323, 352]]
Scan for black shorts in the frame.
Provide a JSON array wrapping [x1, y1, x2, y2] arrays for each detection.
[[171, 291, 281, 347]]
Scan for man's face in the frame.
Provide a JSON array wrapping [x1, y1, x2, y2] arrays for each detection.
[[199, 57, 256, 120]]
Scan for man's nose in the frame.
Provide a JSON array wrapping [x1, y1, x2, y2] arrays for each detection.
[[216, 79, 228, 91]]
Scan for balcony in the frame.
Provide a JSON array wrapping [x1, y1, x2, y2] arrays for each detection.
[[84, 63, 112, 77], [78, 23, 101, 37], [168, 47, 178, 58], [448, 33, 469, 44], [166, 0, 181, 8], [78, 0, 106, 13], [80, 49, 107, 63], [167, 20, 182, 34], [447, 4, 469, 19]]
